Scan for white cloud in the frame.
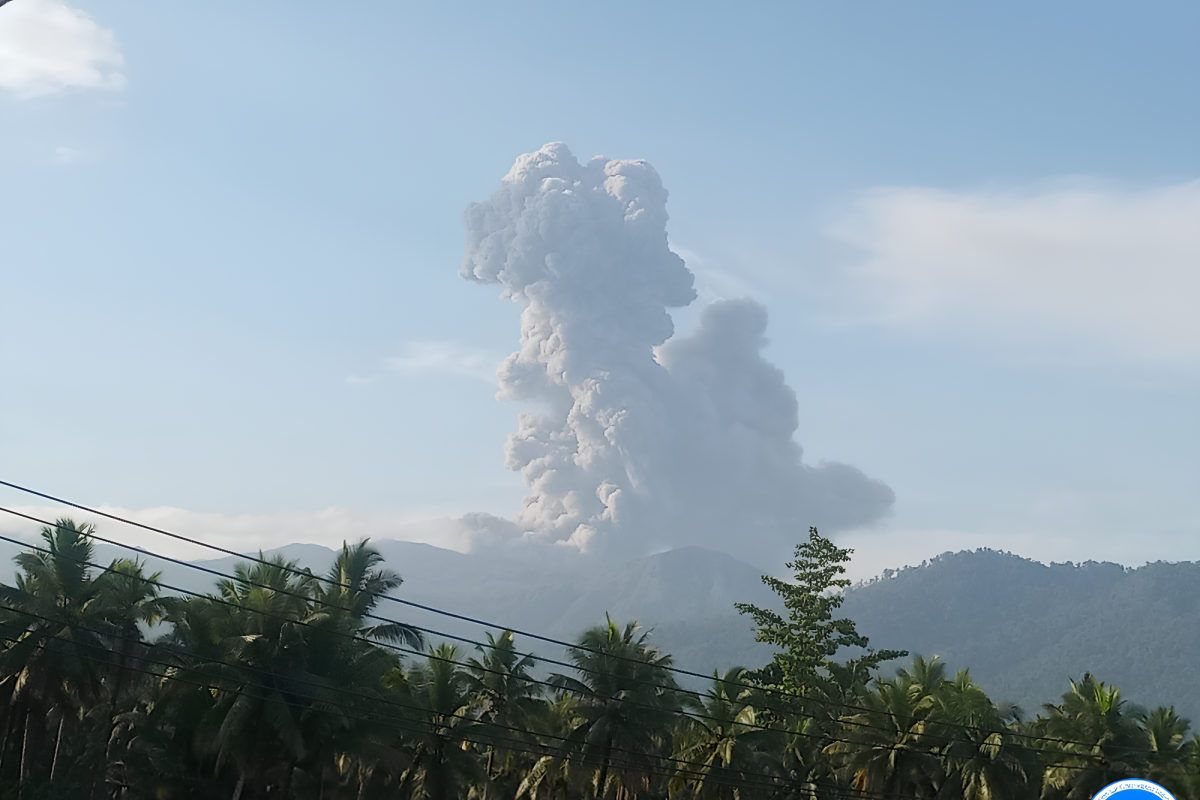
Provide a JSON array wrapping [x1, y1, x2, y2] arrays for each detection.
[[0, 504, 503, 562], [53, 145, 77, 163], [386, 341, 499, 383], [0, 0, 125, 99], [830, 180, 1200, 366]]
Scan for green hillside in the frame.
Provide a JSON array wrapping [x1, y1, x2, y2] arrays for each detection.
[[841, 548, 1200, 719]]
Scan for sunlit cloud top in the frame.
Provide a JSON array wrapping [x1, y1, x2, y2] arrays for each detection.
[[0, 0, 125, 99]]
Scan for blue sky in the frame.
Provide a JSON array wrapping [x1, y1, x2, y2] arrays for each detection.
[[1, 1, 1197, 577]]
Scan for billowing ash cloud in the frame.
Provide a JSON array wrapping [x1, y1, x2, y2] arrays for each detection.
[[461, 143, 893, 563]]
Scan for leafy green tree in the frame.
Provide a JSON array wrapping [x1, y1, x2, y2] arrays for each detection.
[[734, 527, 906, 694], [10, 518, 1200, 800]]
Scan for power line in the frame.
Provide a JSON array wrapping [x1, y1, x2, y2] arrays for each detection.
[[0, 502, 1153, 763], [0, 618, 868, 800], [0, 479, 1104, 746], [0, 481, 1072, 738], [0, 492, 1164, 759], [0, 600, 1138, 800], [0, 519, 983, 766], [0, 521, 1149, 780], [0, 510, 1107, 767]]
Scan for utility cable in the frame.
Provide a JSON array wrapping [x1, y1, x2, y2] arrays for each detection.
[[0, 523, 1116, 780], [0, 605, 1130, 800], [0, 495, 1152, 760], [0, 622, 864, 800], [0, 519, 1013, 771], [0, 522, 1142, 777], [0, 510, 1121, 768], [0, 479, 1126, 748], [0, 503, 1145, 763], [0, 521, 1132, 780]]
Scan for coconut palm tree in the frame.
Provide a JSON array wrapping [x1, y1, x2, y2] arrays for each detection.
[[762, 657, 875, 800], [1139, 706, 1191, 797], [933, 669, 1033, 800], [392, 643, 485, 800], [669, 667, 776, 800], [518, 694, 584, 800], [464, 630, 545, 798], [1033, 674, 1147, 800], [0, 519, 110, 787], [316, 539, 422, 648], [90, 556, 167, 796], [1181, 734, 1200, 800], [166, 555, 322, 798], [551, 615, 681, 800], [304, 540, 419, 796], [825, 657, 944, 799]]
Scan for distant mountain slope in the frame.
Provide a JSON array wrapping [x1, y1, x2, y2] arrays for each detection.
[[6, 533, 1195, 717], [353, 542, 780, 676], [546, 546, 778, 673], [840, 549, 1200, 719]]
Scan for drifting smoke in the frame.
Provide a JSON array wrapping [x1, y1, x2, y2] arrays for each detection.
[[461, 143, 893, 564]]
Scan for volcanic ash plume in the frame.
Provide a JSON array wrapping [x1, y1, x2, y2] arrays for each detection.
[[461, 143, 893, 563]]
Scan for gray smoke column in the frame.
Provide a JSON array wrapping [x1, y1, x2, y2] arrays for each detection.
[[461, 143, 893, 564]]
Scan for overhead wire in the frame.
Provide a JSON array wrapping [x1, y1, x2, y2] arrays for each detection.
[[0, 524, 1125, 786], [0, 615, 876, 800], [0, 489, 1158, 760], [0, 509, 1118, 769], [0, 479, 1115, 748], [0, 481, 1094, 742], [0, 521, 1141, 782], [0, 518, 1050, 773], [0, 499, 1155, 765], [0, 600, 1139, 800]]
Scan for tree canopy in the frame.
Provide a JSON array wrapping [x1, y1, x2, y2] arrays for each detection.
[[0, 519, 1194, 800], [734, 527, 907, 693]]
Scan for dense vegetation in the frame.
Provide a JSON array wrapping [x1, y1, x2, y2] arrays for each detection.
[[840, 549, 1200, 720], [1, 520, 1197, 800]]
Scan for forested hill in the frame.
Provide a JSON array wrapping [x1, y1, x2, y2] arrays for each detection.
[[841, 549, 1200, 720]]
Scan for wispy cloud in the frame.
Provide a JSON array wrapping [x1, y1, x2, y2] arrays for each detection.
[[0, 504, 488, 561], [0, 0, 125, 99], [53, 145, 78, 164], [386, 341, 498, 383], [830, 180, 1200, 366]]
